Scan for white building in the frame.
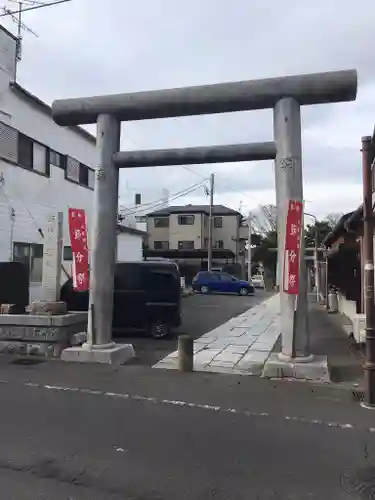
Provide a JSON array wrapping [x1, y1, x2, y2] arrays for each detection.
[[0, 25, 145, 301]]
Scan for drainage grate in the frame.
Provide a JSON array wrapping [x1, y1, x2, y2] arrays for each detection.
[[342, 467, 375, 498], [352, 389, 365, 402], [10, 358, 45, 366]]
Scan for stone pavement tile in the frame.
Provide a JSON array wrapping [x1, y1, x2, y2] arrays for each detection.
[[208, 339, 232, 350], [165, 350, 178, 359], [226, 336, 258, 346], [242, 321, 271, 335], [228, 326, 253, 336], [194, 349, 223, 365], [211, 349, 243, 365], [201, 365, 244, 375], [153, 293, 280, 375], [230, 324, 254, 329], [193, 345, 207, 354], [225, 344, 250, 355], [197, 336, 219, 345], [251, 341, 278, 352], [209, 361, 237, 369], [257, 330, 279, 341], [153, 358, 178, 370], [257, 331, 280, 343], [236, 350, 270, 370], [264, 325, 280, 335]]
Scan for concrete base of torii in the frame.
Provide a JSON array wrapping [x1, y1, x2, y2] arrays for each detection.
[[61, 341, 135, 365], [262, 353, 330, 382]]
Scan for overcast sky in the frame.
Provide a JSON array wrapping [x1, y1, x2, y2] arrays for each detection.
[[3, 0, 375, 220]]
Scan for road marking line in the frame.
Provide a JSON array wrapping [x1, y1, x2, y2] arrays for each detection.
[[18, 380, 375, 435]]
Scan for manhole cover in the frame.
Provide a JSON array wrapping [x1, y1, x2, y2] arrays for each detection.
[[11, 358, 45, 366], [342, 467, 375, 498]]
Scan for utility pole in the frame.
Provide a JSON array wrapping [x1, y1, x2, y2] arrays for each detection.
[[247, 212, 252, 282], [207, 173, 214, 272], [1, 0, 72, 80], [361, 135, 375, 409]]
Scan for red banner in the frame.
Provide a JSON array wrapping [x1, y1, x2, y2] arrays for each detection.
[[283, 200, 303, 295], [68, 208, 89, 291]]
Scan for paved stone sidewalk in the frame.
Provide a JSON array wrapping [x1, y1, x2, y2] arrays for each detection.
[[153, 294, 280, 375]]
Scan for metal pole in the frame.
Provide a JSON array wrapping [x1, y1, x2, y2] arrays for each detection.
[[325, 253, 329, 309], [247, 212, 252, 281], [305, 212, 320, 303], [315, 226, 320, 302], [361, 135, 375, 409], [274, 97, 309, 359], [86, 114, 121, 346], [207, 173, 214, 272]]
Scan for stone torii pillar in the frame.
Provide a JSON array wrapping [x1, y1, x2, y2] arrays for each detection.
[[52, 69, 357, 368]]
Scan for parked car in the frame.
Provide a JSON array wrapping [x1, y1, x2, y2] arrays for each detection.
[[60, 261, 182, 339], [252, 274, 265, 288], [192, 271, 254, 295]]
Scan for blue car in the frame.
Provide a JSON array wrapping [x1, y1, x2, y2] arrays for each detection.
[[192, 271, 254, 296]]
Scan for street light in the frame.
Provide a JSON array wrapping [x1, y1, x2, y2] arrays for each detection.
[[304, 212, 320, 302]]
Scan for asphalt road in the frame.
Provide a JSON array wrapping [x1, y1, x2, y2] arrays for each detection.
[[126, 290, 270, 366], [0, 361, 373, 499]]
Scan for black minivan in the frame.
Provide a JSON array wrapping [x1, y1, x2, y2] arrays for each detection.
[[60, 261, 182, 338]]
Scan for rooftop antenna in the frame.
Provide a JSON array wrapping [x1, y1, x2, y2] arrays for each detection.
[[1, 0, 72, 80]]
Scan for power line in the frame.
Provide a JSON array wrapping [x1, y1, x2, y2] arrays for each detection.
[[180, 164, 206, 178], [0, 0, 71, 17], [1, 0, 73, 76], [177, 161, 271, 208], [119, 179, 209, 216], [120, 179, 207, 212], [124, 183, 208, 216]]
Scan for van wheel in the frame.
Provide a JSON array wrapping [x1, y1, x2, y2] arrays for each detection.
[[200, 285, 209, 294], [239, 287, 249, 296], [149, 319, 170, 339]]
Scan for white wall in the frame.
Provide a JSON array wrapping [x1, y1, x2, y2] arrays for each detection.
[[117, 232, 143, 262], [0, 27, 147, 302]]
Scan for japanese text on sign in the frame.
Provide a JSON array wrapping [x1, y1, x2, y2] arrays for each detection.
[[68, 208, 89, 292], [283, 200, 303, 295]]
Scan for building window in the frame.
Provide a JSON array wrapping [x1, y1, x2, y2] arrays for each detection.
[[154, 217, 169, 228], [66, 156, 80, 182], [18, 133, 33, 169], [154, 241, 169, 250], [79, 163, 89, 186], [214, 216, 223, 228], [33, 142, 48, 175], [63, 246, 73, 261], [50, 150, 64, 169], [215, 240, 224, 249], [13, 242, 43, 283], [178, 240, 194, 250], [0, 121, 17, 163], [178, 215, 195, 225]]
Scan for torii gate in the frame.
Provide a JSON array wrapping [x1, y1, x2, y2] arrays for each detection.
[[52, 69, 357, 366]]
